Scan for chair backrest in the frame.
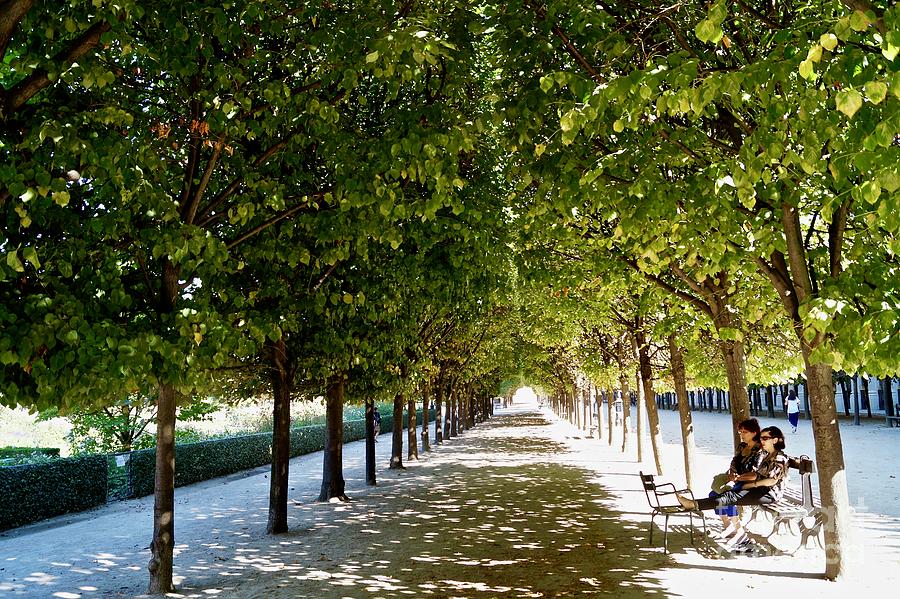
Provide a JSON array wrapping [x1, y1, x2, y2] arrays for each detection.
[[639, 471, 659, 507]]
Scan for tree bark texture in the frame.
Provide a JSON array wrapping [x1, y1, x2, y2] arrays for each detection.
[[669, 335, 697, 486], [147, 258, 180, 594], [718, 334, 751, 451], [365, 398, 376, 486], [407, 397, 418, 460], [619, 375, 630, 453], [434, 376, 444, 444], [606, 389, 614, 446], [421, 383, 431, 452], [636, 329, 663, 476], [318, 378, 347, 501], [450, 388, 458, 437], [805, 358, 854, 579], [147, 381, 176, 594], [390, 389, 404, 469], [266, 338, 292, 534]]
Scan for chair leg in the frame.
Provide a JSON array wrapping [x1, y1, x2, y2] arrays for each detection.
[[688, 512, 695, 544], [663, 514, 670, 553], [649, 513, 656, 545]]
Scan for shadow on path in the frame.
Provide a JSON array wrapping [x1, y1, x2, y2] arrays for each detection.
[[173, 410, 672, 598]]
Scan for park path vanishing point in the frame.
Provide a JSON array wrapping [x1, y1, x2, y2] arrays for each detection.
[[1, 403, 899, 598]]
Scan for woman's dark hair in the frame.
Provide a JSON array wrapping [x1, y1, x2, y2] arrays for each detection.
[[761, 426, 786, 451], [737, 418, 761, 442]]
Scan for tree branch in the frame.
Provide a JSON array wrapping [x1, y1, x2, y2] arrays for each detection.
[[0, 0, 34, 64], [195, 136, 293, 226], [621, 256, 714, 320], [828, 198, 851, 278], [4, 19, 111, 115], [225, 190, 331, 249]]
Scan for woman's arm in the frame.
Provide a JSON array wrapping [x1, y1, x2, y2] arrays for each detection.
[[742, 477, 775, 489]]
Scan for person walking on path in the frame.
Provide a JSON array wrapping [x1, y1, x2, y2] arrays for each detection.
[[373, 406, 382, 441], [785, 390, 800, 433]]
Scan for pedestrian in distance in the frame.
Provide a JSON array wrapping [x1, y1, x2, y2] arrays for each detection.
[[373, 406, 382, 441], [785, 389, 800, 433]]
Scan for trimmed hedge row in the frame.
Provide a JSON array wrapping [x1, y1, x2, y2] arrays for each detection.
[[0, 446, 61, 459], [0, 455, 107, 531], [125, 409, 433, 499], [2, 409, 437, 530]]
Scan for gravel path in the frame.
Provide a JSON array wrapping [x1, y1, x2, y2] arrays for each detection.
[[0, 402, 898, 598]]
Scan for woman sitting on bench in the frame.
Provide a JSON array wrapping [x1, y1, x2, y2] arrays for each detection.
[[678, 426, 789, 511]]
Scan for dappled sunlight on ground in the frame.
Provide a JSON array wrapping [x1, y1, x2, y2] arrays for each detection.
[[2, 407, 899, 597], [164, 411, 672, 598]]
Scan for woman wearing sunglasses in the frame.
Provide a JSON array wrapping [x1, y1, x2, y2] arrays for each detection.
[[709, 418, 762, 541], [678, 426, 790, 514]]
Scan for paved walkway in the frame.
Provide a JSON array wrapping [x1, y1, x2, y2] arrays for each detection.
[[0, 405, 898, 597]]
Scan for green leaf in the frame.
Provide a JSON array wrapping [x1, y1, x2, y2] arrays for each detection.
[[806, 44, 823, 63], [864, 81, 887, 105], [366, 51, 379, 63], [695, 19, 722, 44], [52, 191, 70, 207], [835, 89, 863, 118], [6, 251, 25, 272], [820, 33, 838, 51], [849, 11, 870, 32], [798, 60, 814, 80], [539, 76, 553, 93], [22, 247, 41, 269]]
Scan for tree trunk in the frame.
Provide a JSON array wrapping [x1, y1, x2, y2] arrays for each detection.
[[450, 386, 458, 437], [669, 335, 696, 487], [147, 258, 180, 594], [636, 328, 663, 476], [861, 375, 872, 418], [407, 395, 418, 460], [839, 376, 851, 417], [633, 368, 643, 463], [147, 381, 176, 594], [804, 358, 853, 579], [365, 398, 376, 485], [719, 336, 751, 450], [318, 377, 347, 501], [266, 338, 292, 534], [421, 383, 431, 452], [443, 383, 452, 440], [458, 388, 466, 434], [390, 388, 404, 469], [606, 389, 614, 446], [619, 375, 629, 453], [434, 376, 444, 444]]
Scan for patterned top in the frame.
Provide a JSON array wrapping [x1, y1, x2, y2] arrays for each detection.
[[755, 450, 790, 500], [729, 442, 763, 476]]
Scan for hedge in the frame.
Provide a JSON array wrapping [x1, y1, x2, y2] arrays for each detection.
[[0, 454, 107, 531], [1, 409, 438, 530], [125, 409, 434, 499], [0, 446, 61, 459]]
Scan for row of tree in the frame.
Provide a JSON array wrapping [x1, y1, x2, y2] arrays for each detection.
[[2, 0, 897, 589]]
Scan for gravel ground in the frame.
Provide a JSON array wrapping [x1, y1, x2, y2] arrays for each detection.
[[0, 400, 897, 598]]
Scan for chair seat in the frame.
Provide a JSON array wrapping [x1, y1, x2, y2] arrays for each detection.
[[640, 471, 707, 553], [656, 505, 691, 515]]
